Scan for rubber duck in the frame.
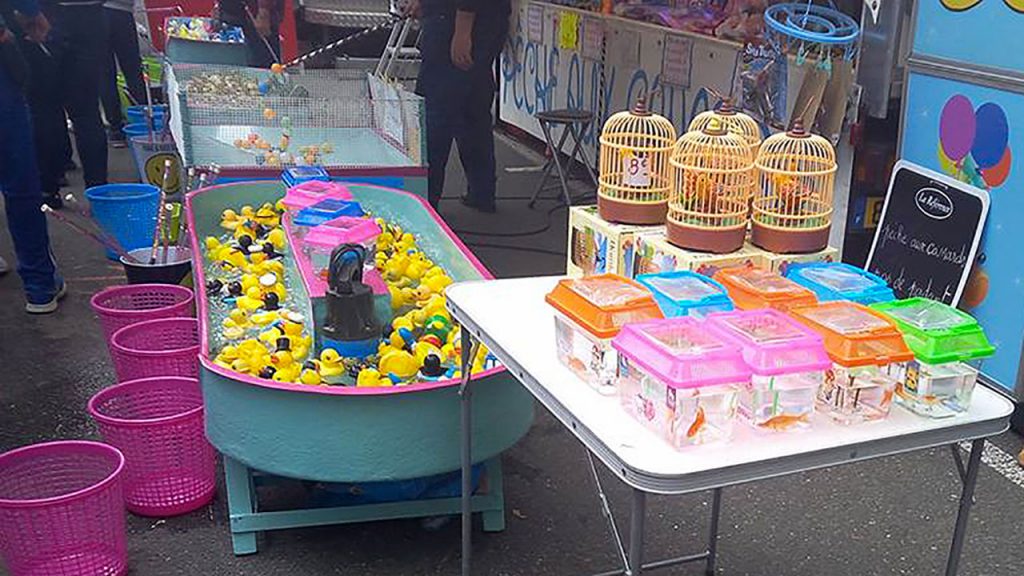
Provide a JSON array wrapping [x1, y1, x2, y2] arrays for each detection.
[[299, 361, 322, 385], [220, 209, 243, 230], [240, 273, 260, 294], [258, 327, 283, 346], [379, 349, 419, 382], [384, 254, 409, 283], [291, 336, 311, 361], [214, 345, 239, 369], [395, 232, 417, 253], [377, 230, 395, 252], [266, 228, 286, 251], [356, 367, 389, 387], [237, 286, 265, 311], [205, 236, 224, 257], [270, 349, 301, 382], [419, 294, 448, 318], [254, 204, 280, 227], [418, 353, 447, 381], [222, 309, 251, 339], [281, 318, 304, 339], [240, 205, 256, 219], [388, 285, 412, 310], [319, 349, 346, 382], [250, 310, 279, 326], [423, 272, 453, 294], [413, 340, 443, 365], [405, 259, 428, 282], [219, 247, 248, 270]]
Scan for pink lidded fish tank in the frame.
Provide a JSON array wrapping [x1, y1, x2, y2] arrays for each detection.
[[545, 275, 663, 395], [612, 318, 751, 448], [707, 309, 831, 431], [281, 180, 353, 211], [302, 216, 382, 283]]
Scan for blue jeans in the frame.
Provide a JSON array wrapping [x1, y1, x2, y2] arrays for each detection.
[[0, 65, 59, 302], [416, 12, 508, 207]]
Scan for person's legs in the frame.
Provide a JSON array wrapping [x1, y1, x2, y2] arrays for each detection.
[[100, 8, 125, 141], [23, 37, 65, 203], [109, 8, 146, 104], [0, 65, 61, 310], [57, 4, 109, 188]]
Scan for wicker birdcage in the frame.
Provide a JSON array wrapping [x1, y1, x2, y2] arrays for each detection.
[[751, 120, 837, 254], [688, 99, 762, 158], [666, 118, 755, 253], [597, 97, 677, 224]]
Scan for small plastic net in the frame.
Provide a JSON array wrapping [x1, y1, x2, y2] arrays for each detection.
[[167, 65, 425, 170]]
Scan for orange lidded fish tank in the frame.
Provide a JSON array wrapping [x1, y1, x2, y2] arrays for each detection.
[[545, 274, 663, 395], [612, 317, 751, 448], [789, 302, 914, 424], [713, 266, 818, 312], [706, 309, 831, 431]]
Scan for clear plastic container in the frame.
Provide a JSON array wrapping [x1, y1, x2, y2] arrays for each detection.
[[706, 309, 831, 431], [790, 302, 914, 424], [785, 262, 895, 305], [291, 199, 365, 239], [545, 275, 663, 394], [281, 180, 353, 211], [713, 267, 818, 312], [871, 298, 995, 417], [613, 318, 750, 447], [636, 271, 734, 318], [282, 166, 330, 187], [302, 217, 382, 282]]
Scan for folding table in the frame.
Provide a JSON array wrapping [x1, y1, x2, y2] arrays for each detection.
[[447, 276, 1015, 576]]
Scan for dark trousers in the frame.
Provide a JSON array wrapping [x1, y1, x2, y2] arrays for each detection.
[[0, 65, 59, 301], [416, 12, 508, 208], [29, 3, 108, 190], [100, 7, 146, 134]]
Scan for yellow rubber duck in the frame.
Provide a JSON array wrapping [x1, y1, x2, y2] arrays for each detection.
[[420, 294, 448, 318], [254, 204, 280, 227], [356, 367, 390, 387], [250, 310, 279, 326], [299, 363, 322, 385], [220, 209, 242, 230], [379, 349, 419, 382], [240, 273, 260, 294], [395, 232, 417, 253], [405, 259, 428, 282], [258, 327, 283, 346], [237, 286, 265, 311], [291, 336, 311, 360], [266, 228, 286, 251], [413, 341, 443, 365], [214, 345, 239, 369], [423, 272, 453, 294], [281, 320, 305, 339], [270, 350, 301, 382], [204, 236, 224, 258], [318, 349, 346, 382], [240, 205, 256, 219], [388, 285, 411, 310], [376, 230, 395, 252], [218, 247, 248, 270]]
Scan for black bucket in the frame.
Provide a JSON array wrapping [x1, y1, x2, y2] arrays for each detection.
[[121, 246, 193, 286]]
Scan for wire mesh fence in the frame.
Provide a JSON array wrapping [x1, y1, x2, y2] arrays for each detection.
[[167, 64, 425, 170]]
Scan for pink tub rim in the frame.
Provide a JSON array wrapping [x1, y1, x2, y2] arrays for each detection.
[[110, 317, 200, 358], [88, 376, 204, 428], [0, 440, 125, 509], [187, 181, 503, 397]]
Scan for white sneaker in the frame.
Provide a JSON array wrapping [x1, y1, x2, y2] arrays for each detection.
[[0, 256, 8, 275], [25, 281, 67, 314]]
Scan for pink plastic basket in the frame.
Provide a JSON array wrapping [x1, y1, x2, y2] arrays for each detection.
[[109, 317, 200, 381], [88, 377, 215, 517], [91, 284, 195, 353], [0, 441, 127, 576]]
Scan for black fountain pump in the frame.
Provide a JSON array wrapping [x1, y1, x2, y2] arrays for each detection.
[[321, 244, 381, 353]]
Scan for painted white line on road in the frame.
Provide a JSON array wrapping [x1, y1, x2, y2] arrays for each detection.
[[959, 441, 1024, 490]]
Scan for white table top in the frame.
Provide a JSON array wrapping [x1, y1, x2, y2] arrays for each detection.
[[447, 276, 1015, 495]]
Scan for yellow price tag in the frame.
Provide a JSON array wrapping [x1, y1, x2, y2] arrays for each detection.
[[559, 12, 580, 51]]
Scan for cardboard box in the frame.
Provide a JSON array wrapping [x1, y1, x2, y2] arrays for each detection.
[[566, 206, 664, 277], [751, 245, 840, 274], [626, 232, 766, 278]]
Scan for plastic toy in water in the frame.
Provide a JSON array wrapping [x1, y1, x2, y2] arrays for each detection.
[[613, 317, 750, 448], [871, 298, 995, 418], [318, 349, 346, 384], [713, 266, 818, 312], [545, 274, 664, 395], [707, 309, 831, 431], [785, 262, 894, 305], [320, 245, 381, 359], [790, 302, 914, 424], [636, 270, 734, 318]]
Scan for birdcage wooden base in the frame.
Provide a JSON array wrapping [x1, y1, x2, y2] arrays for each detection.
[[751, 222, 831, 254], [597, 195, 668, 225], [666, 222, 746, 254]]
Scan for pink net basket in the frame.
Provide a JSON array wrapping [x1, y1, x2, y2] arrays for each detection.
[[0, 441, 127, 576], [109, 318, 200, 382], [90, 284, 194, 353], [87, 377, 216, 517]]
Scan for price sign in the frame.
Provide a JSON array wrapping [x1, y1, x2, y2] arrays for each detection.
[[622, 152, 651, 187]]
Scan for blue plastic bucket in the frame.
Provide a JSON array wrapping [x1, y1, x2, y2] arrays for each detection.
[[124, 121, 166, 139], [86, 184, 160, 260], [126, 105, 167, 125]]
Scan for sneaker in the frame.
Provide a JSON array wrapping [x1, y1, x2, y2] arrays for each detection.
[[109, 131, 128, 149], [26, 281, 67, 314], [0, 255, 9, 275]]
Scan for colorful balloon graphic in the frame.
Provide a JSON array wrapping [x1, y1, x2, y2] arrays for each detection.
[[971, 102, 1009, 169], [939, 95, 976, 161], [982, 147, 1012, 188], [937, 141, 956, 174]]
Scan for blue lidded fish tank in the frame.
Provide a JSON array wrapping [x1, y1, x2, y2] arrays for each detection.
[[785, 262, 894, 305], [636, 270, 734, 318]]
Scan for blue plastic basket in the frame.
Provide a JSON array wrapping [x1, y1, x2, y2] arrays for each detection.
[[126, 105, 167, 126], [636, 271, 734, 318], [124, 120, 167, 139], [785, 262, 895, 305], [86, 184, 160, 260]]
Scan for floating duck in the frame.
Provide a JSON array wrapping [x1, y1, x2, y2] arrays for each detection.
[[237, 286, 265, 312], [319, 349, 346, 383], [250, 310, 279, 326], [379, 349, 419, 382], [356, 367, 389, 387], [299, 361, 322, 385], [254, 204, 280, 227], [214, 345, 239, 368], [220, 209, 243, 230], [266, 228, 286, 250], [270, 349, 301, 382]]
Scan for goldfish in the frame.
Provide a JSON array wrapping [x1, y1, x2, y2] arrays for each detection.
[[686, 406, 706, 438], [759, 413, 809, 431]]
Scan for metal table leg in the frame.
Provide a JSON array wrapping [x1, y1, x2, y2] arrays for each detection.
[[460, 329, 481, 576], [944, 439, 984, 576], [628, 489, 647, 576], [706, 488, 723, 575]]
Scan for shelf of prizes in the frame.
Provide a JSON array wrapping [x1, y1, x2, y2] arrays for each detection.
[[185, 177, 533, 554]]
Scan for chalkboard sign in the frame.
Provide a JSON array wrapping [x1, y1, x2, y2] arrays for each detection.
[[866, 161, 989, 305]]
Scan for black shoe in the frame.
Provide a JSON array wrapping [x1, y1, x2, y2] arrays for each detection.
[[460, 195, 496, 213], [43, 194, 63, 210]]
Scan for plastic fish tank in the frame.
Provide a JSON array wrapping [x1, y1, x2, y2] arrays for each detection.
[[282, 166, 330, 188], [302, 216, 381, 283], [545, 274, 663, 395], [707, 309, 831, 431], [612, 318, 750, 448], [785, 262, 895, 305], [282, 180, 353, 211], [790, 302, 914, 424], [291, 199, 364, 240], [713, 267, 818, 312], [871, 298, 995, 418], [636, 271, 734, 318]]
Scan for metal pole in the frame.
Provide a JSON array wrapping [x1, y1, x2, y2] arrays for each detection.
[[944, 439, 984, 576], [460, 330, 479, 576], [706, 488, 723, 576], [628, 489, 646, 576]]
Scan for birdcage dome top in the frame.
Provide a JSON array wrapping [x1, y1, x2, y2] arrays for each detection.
[[671, 119, 754, 172], [756, 121, 837, 175], [601, 97, 677, 146], [689, 101, 762, 150]]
